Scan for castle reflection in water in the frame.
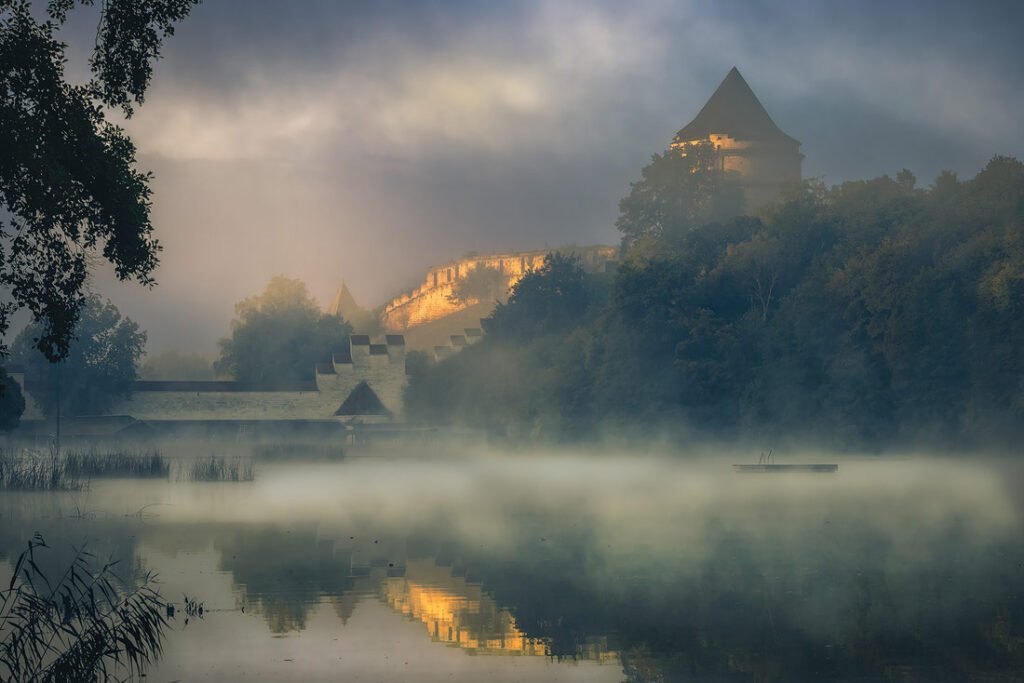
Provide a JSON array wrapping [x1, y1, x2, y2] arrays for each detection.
[[336, 558, 616, 662]]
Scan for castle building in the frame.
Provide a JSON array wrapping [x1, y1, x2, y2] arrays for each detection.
[[109, 334, 406, 424], [327, 281, 377, 333], [672, 67, 802, 209], [11, 335, 409, 442], [378, 246, 617, 350]]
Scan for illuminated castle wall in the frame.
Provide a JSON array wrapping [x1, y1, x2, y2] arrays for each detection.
[[378, 246, 616, 349]]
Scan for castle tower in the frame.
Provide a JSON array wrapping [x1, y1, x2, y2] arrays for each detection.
[[327, 281, 362, 320], [327, 281, 376, 333], [672, 67, 802, 209]]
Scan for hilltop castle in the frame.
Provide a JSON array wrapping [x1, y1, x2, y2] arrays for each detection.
[[11, 67, 803, 436], [672, 67, 802, 209], [374, 246, 617, 349], [338, 69, 801, 349]]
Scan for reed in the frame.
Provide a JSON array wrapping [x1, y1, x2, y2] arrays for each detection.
[[0, 534, 169, 682], [1, 449, 256, 488], [0, 449, 170, 490], [0, 450, 80, 491], [183, 455, 255, 482], [62, 449, 169, 479]]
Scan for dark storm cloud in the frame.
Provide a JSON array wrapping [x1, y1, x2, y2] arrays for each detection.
[[58, 0, 1024, 354]]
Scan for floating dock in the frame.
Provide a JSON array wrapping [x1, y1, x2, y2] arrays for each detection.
[[733, 464, 838, 473]]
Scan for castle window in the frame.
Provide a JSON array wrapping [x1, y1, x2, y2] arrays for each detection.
[[432, 272, 438, 287], [447, 268, 453, 282]]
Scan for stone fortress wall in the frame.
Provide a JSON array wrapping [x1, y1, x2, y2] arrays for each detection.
[[380, 245, 617, 333], [108, 334, 407, 422], [314, 334, 407, 419]]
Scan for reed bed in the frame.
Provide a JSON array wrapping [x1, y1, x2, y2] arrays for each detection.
[[176, 455, 255, 482], [1, 448, 255, 489], [0, 450, 80, 490], [63, 449, 169, 479]]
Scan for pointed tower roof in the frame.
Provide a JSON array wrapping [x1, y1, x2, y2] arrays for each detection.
[[328, 281, 364, 319], [675, 67, 799, 146]]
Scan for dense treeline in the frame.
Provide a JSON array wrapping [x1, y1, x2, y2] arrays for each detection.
[[406, 149, 1024, 449]]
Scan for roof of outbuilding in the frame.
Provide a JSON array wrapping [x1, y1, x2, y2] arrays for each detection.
[[334, 381, 391, 416]]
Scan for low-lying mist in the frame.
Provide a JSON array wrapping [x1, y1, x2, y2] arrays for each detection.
[[3, 447, 1022, 681]]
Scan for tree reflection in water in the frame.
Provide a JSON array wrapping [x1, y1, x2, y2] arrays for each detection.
[[0, 459, 1022, 682]]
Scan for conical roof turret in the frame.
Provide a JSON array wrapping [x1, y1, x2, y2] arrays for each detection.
[[674, 67, 799, 146]]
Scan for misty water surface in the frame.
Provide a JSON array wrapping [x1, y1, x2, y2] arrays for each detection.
[[2, 451, 1023, 682]]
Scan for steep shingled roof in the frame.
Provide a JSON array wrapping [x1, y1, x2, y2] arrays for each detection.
[[334, 381, 391, 416], [674, 67, 799, 146]]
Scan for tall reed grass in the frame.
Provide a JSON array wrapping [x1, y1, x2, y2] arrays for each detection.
[[179, 456, 255, 482], [0, 451, 79, 491], [0, 534, 169, 682], [1, 448, 256, 489], [62, 449, 169, 479]]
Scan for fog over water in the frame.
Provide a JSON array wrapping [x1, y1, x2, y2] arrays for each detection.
[[40, 0, 1023, 354], [3, 450, 1023, 681]]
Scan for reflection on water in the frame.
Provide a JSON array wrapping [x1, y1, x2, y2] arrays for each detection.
[[380, 560, 552, 656], [1, 454, 1023, 682]]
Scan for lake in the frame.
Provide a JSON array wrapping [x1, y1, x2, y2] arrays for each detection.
[[2, 450, 1023, 682]]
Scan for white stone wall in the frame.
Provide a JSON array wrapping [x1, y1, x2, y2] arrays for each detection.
[[316, 339, 406, 417], [109, 390, 326, 420], [110, 335, 408, 421]]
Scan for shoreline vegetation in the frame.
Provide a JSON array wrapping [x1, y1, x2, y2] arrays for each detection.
[[406, 156, 1024, 451], [0, 535, 170, 682], [0, 449, 257, 490]]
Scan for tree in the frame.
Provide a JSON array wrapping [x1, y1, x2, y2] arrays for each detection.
[[215, 276, 352, 388], [0, 0, 199, 361], [485, 253, 591, 339], [139, 350, 214, 380], [0, 366, 26, 431], [12, 294, 146, 417], [448, 264, 506, 305], [616, 141, 744, 250]]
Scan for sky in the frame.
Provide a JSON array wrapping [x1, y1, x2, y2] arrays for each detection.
[[61, 0, 1024, 355]]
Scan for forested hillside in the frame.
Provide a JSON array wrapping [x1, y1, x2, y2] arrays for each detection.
[[407, 147, 1024, 449]]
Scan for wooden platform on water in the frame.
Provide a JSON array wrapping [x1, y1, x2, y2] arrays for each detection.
[[733, 464, 838, 473]]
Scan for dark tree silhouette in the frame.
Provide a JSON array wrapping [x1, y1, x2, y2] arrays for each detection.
[[0, 367, 25, 431], [616, 140, 744, 250], [0, 0, 199, 361], [12, 294, 145, 418]]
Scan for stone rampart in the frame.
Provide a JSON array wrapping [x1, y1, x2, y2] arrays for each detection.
[[380, 245, 616, 333], [108, 335, 408, 423]]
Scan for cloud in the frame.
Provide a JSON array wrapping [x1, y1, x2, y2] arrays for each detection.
[[124, 0, 674, 162], [50, 0, 1024, 354]]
